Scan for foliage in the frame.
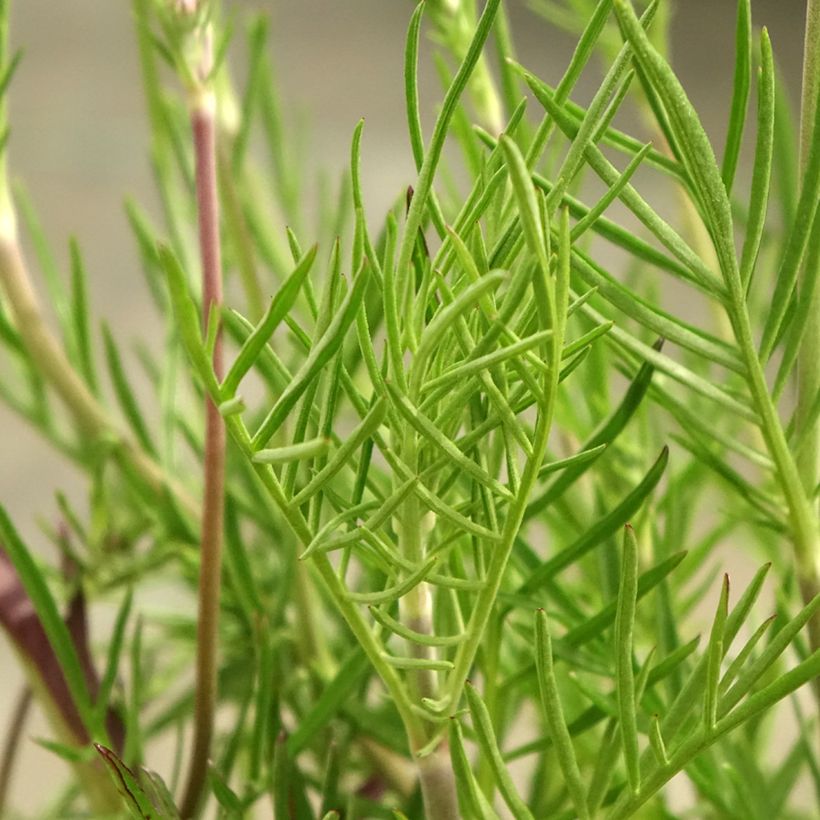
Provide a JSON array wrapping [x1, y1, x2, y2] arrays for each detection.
[[0, 0, 818, 817]]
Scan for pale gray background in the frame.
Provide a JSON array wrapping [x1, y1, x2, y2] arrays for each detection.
[[0, 0, 809, 815]]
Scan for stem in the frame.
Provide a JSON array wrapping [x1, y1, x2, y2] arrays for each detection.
[[0, 223, 197, 516], [795, 0, 820, 691], [396, 432, 460, 815], [178, 80, 226, 820], [0, 686, 31, 815], [418, 742, 461, 820]]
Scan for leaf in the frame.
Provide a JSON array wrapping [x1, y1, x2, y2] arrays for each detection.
[[570, 142, 652, 241], [449, 718, 499, 820], [719, 590, 820, 716], [208, 763, 243, 815], [739, 28, 775, 292], [613, 0, 739, 286], [465, 682, 535, 820], [527, 348, 659, 518], [345, 556, 437, 605], [253, 436, 330, 465], [222, 244, 318, 396], [721, 0, 752, 193], [158, 243, 219, 394], [518, 65, 724, 295], [662, 562, 771, 742], [403, 1, 446, 237], [560, 551, 687, 648], [758, 66, 820, 359], [68, 238, 98, 394], [95, 588, 132, 730], [704, 574, 730, 728], [252, 261, 370, 448], [368, 605, 463, 648], [519, 447, 668, 593], [615, 524, 640, 794], [95, 743, 180, 819], [101, 323, 155, 455], [386, 383, 513, 501], [570, 248, 743, 372], [394, 0, 502, 349], [534, 610, 590, 820]]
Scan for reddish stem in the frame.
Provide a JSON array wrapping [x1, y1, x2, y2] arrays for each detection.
[[179, 100, 226, 819]]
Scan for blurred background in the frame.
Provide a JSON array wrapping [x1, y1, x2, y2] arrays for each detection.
[[0, 0, 810, 813]]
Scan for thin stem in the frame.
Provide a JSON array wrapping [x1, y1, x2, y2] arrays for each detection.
[[0, 231, 197, 516], [795, 0, 820, 691], [0, 686, 31, 815], [179, 56, 227, 820]]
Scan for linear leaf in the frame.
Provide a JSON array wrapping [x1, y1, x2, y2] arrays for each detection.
[[615, 524, 640, 794], [535, 610, 590, 820], [740, 28, 775, 292], [520, 447, 668, 593], [253, 261, 370, 448], [222, 244, 317, 396], [528, 348, 658, 517], [449, 718, 499, 820], [721, 0, 752, 193], [465, 683, 535, 820]]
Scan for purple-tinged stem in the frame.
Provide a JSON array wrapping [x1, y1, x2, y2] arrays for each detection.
[[178, 90, 226, 820]]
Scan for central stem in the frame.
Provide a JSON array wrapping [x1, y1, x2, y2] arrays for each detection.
[[179, 81, 226, 819], [397, 431, 460, 818]]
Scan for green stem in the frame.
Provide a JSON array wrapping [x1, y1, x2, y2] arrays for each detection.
[[795, 0, 820, 686], [0, 231, 197, 515]]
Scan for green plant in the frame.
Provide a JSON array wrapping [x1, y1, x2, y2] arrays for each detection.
[[0, 0, 818, 816]]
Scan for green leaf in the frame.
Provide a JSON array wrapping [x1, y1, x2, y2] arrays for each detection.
[[719, 590, 820, 716], [739, 28, 775, 292], [158, 243, 219, 395], [534, 610, 590, 820], [95, 743, 180, 819], [449, 718, 499, 820], [208, 763, 243, 814], [560, 551, 687, 648], [758, 65, 820, 359], [101, 323, 155, 455], [520, 447, 668, 593], [571, 143, 651, 240], [704, 574, 730, 728], [252, 261, 370, 448], [386, 383, 513, 501], [403, 1, 446, 238], [527, 348, 658, 517], [95, 589, 133, 729], [465, 682, 535, 820], [68, 238, 98, 394], [615, 524, 640, 794], [253, 436, 330, 465], [613, 0, 739, 286], [394, 0, 501, 363], [721, 0, 752, 193], [368, 605, 463, 648], [222, 244, 318, 397]]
